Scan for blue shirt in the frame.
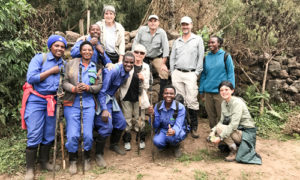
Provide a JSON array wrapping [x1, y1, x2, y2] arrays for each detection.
[[199, 49, 235, 94], [27, 52, 64, 95], [154, 100, 186, 137], [70, 35, 111, 65], [73, 60, 97, 108], [98, 64, 129, 110]]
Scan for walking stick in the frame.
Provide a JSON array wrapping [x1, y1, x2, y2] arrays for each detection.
[[137, 66, 143, 155], [149, 64, 155, 161], [79, 65, 85, 174], [53, 66, 65, 179]]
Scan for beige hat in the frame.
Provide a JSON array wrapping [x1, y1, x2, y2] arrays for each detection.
[[103, 5, 115, 14], [148, 15, 159, 20], [180, 16, 192, 24], [133, 44, 147, 54]]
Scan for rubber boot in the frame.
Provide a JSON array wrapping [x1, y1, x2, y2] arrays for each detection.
[[84, 150, 91, 171], [123, 131, 131, 151], [189, 109, 199, 139], [225, 144, 237, 162], [68, 152, 77, 175], [25, 147, 37, 180], [95, 134, 107, 167], [109, 128, 126, 155], [38, 144, 59, 171], [173, 144, 182, 158], [159, 79, 168, 100]]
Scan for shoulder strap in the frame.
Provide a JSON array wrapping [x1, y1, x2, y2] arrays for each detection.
[[42, 53, 47, 65], [173, 101, 179, 119], [224, 52, 228, 73]]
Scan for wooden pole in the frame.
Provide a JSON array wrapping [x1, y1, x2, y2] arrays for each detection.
[[87, 10, 90, 34], [79, 19, 84, 36]]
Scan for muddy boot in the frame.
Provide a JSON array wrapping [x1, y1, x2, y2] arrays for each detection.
[[173, 144, 182, 158], [95, 134, 107, 167], [68, 152, 77, 175], [123, 131, 131, 151], [38, 144, 59, 171], [25, 147, 37, 180], [189, 109, 199, 138], [84, 150, 91, 171], [109, 128, 126, 155], [225, 144, 237, 162]]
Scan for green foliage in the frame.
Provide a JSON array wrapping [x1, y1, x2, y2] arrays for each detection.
[[243, 85, 295, 138], [194, 170, 208, 180], [136, 173, 144, 180], [0, 0, 37, 134], [177, 149, 224, 162], [197, 25, 224, 54], [0, 128, 27, 174]]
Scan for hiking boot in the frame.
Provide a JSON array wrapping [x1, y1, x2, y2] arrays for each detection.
[[189, 109, 199, 139], [25, 147, 37, 180], [38, 144, 59, 171], [110, 144, 126, 155], [96, 154, 107, 168], [139, 141, 145, 149], [124, 142, 131, 151], [225, 144, 237, 162], [174, 144, 182, 158], [191, 129, 199, 139], [69, 161, 77, 175]]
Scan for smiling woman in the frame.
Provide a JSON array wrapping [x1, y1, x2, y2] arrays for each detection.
[[62, 40, 102, 174]]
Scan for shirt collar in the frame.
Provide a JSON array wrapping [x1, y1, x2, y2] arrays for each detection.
[[48, 52, 63, 64], [179, 33, 197, 42], [159, 100, 177, 111]]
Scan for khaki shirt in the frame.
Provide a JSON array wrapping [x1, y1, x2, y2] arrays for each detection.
[[212, 96, 255, 139]]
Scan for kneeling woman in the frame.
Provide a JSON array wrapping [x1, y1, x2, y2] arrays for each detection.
[[63, 41, 101, 174], [209, 81, 262, 164]]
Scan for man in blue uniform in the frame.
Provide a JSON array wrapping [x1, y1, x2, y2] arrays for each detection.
[[94, 52, 135, 167], [149, 85, 187, 158], [71, 24, 113, 68]]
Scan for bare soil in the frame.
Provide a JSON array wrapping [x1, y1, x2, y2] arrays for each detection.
[[2, 118, 300, 180]]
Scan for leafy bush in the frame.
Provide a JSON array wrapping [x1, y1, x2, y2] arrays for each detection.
[[0, 0, 37, 136]]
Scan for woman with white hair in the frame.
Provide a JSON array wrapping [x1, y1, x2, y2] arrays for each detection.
[[96, 5, 125, 64]]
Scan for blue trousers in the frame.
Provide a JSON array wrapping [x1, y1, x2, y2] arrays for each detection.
[[153, 129, 185, 149], [64, 106, 95, 152], [25, 97, 56, 148], [94, 102, 126, 137]]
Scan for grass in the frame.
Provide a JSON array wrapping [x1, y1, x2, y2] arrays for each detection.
[[91, 166, 115, 175], [194, 170, 208, 180], [177, 149, 224, 163], [136, 173, 144, 180]]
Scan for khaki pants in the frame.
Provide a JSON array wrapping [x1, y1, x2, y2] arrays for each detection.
[[121, 101, 145, 132], [152, 57, 168, 79], [205, 93, 223, 128], [171, 69, 199, 110], [215, 124, 242, 146]]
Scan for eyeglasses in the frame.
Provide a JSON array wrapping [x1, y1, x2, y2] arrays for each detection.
[[134, 51, 145, 55]]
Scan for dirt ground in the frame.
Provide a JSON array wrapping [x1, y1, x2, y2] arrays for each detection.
[[2, 118, 300, 180]]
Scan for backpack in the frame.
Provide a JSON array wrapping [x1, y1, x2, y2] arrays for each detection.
[[203, 52, 229, 73], [155, 100, 190, 133]]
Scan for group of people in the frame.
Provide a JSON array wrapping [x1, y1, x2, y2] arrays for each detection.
[[22, 5, 261, 180]]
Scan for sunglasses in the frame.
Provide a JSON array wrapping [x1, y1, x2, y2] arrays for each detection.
[[134, 51, 145, 55]]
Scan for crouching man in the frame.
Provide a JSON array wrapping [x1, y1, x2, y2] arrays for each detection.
[[149, 85, 187, 158]]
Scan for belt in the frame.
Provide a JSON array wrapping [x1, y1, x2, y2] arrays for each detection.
[[176, 68, 195, 72]]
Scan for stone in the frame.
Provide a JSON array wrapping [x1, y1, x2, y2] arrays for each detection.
[[286, 78, 294, 85], [291, 80, 300, 92], [292, 48, 300, 57], [167, 29, 180, 40], [65, 31, 80, 43], [293, 94, 300, 104], [290, 69, 300, 77], [266, 79, 286, 95], [54, 31, 66, 37], [279, 70, 289, 78], [130, 30, 137, 39], [283, 83, 289, 92], [288, 57, 297, 68], [287, 86, 298, 94], [268, 61, 281, 72], [125, 31, 130, 44]]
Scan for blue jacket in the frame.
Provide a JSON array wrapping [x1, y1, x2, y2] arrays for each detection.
[[70, 35, 111, 65], [98, 64, 129, 111], [199, 49, 235, 94], [154, 100, 186, 138], [27, 52, 64, 95]]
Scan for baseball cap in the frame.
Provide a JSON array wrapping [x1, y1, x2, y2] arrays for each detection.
[[180, 16, 192, 24], [148, 15, 159, 20]]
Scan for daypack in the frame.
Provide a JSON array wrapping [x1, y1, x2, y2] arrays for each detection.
[[155, 100, 190, 133], [204, 51, 229, 73]]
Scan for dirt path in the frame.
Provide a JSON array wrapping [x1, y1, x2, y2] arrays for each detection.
[[3, 119, 300, 180]]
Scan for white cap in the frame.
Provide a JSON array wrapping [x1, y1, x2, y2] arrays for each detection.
[[148, 15, 159, 20], [180, 16, 192, 24], [133, 44, 147, 54]]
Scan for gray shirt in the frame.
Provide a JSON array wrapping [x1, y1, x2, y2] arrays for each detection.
[[170, 33, 204, 75], [132, 26, 169, 58]]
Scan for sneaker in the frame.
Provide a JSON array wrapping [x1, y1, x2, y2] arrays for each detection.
[[124, 142, 131, 151], [139, 141, 145, 149]]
